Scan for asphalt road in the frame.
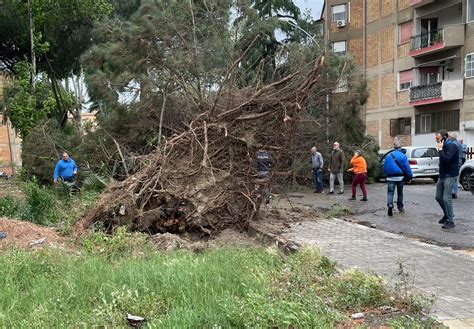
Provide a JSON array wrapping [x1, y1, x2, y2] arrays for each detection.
[[286, 179, 474, 249]]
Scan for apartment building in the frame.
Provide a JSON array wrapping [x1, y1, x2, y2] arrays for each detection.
[[322, 0, 474, 149], [0, 68, 21, 175]]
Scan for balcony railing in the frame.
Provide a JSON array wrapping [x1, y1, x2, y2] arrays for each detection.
[[410, 29, 443, 51], [410, 82, 442, 102]]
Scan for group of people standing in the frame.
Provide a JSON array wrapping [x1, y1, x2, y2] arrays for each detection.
[[310, 131, 467, 230], [311, 142, 368, 201]]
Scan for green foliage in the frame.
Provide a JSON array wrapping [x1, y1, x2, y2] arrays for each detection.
[[21, 121, 81, 183], [0, 179, 57, 225], [1, 62, 57, 138], [82, 226, 153, 260], [0, 179, 98, 228], [21, 179, 57, 225], [0, 195, 21, 218], [0, 0, 113, 77], [325, 205, 355, 219], [0, 246, 437, 327]]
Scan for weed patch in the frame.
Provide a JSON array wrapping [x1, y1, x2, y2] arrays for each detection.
[[325, 205, 355, 219], [0, 246, 441, 327]]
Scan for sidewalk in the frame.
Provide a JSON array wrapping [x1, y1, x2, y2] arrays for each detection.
[[282, 218, 474, 328]]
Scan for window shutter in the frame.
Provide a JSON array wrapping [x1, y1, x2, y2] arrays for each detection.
[[399, 21, 413, 44], [399, 70, 413, 84], [390, 119, 398, 136]]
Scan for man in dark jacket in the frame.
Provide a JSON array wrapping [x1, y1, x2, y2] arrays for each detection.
[[383, 139, 413, 216], [328, 142, 345, 194], [449, 132, 463, 199], [435, 131, 459, 229]]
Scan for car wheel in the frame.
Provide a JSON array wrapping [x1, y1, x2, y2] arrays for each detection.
[[432, 176, 438, 183], [460, 170, 472, 191]]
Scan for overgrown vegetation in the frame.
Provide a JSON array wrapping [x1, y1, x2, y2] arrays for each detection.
[[0, 179, 98, 228], [0, 246, 439, 328]]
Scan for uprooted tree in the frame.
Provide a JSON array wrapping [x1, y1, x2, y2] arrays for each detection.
[[82, 55, 326, 235], [75, 0, 371, 235]]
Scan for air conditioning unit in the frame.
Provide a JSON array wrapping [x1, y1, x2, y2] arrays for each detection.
[[336, 20, 346, 28]]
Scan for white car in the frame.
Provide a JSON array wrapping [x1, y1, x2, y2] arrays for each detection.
[[378, 146, 439, 182], [459, 159, 474, 190]]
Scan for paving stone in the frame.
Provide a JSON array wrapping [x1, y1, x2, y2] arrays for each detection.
[[283, 218, 474, 323]]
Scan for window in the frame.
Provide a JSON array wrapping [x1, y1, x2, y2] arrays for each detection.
[[399, 21, 413, 44], [415, 110, 460, 133], [411, 148, 438, 158], [466, 53, 474, 78], [469, 0, 474, 22], [332, 41, 347, 55], [419, 114, 431, 133], [398, 70, 413, 91], [332, 4, 347, 22], [419, 66, 439, 85], [390, 117, 411, 136]]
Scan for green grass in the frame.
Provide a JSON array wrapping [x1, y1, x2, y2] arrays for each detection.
[[0, 179, 98, 229], [325, 205, 355, 219], [0, 245, 438, 328]]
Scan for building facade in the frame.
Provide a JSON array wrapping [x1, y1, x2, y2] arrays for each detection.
[[0, 69, 22, 175], [322, 0, 474, 149]]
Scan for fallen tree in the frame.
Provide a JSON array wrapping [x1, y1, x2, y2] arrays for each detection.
[[80, 56, 325, 235]]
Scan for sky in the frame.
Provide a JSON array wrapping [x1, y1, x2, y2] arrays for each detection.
[[294, 0, 324, 19]]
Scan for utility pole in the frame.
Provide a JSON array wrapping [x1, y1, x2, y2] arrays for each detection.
[[28, 0, 36, 89]]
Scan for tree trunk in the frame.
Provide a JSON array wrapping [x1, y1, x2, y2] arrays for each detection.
[[28, 0, 36, 90], [158, 89, 167, 146]]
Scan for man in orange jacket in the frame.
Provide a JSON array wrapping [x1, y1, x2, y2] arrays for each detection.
[[347, 150, 368, 201]]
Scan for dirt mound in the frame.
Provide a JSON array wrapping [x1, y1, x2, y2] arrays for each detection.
[[0, 218, 66, 250], [79, 56, 326, 236]]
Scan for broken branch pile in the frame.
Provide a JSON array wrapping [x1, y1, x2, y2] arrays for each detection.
[[80, 56, 325, 235]]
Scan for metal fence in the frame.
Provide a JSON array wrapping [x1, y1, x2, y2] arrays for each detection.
[[467, 147, 474, 160], [410, 28, 443, 51], [410, 82, 442, 102]]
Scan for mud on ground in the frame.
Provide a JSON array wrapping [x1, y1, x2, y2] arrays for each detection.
[[0, 218, 67, 250]]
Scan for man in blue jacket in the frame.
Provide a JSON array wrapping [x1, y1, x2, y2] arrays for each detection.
[[435, 131, 459, 229], [383, 139, 413, 216], [53, 152, 78, 184]]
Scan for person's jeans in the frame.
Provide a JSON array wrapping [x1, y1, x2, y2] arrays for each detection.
[[452, 176, 459, 194], [352, 173, 367, 197], [436, 176, 456, 222], [387, 180, 404, 210], [329, 172, 344, 193], [313, 168, 323, 191]]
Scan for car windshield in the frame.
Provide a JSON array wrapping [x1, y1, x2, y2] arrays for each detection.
[[411, 148, 438, 158]]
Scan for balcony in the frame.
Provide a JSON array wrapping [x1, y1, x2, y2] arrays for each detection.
[[409, 79, 463, 106], [410, 0, 434, 7], [409, 25, 464, 57]]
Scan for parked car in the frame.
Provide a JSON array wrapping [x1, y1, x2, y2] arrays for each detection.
[[377, 146, 439, 182], [459, 159, 474, 191]]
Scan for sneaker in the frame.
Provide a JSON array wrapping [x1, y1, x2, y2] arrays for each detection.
[[438, 215, 448, 224], [442, 221, 456, 229], [313, 190, 318, 193], [388, 207, 393, 216], [328, 191, 334, 195], [398, 208, 405, 213], [349, 196, 356, 201], [337, 191, 344, 194], [360, 196, 368, 202], [452, 194, 457, 199]]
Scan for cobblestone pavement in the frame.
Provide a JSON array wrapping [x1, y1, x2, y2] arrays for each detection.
[[285, 181, 474, 249], [282, 218, 474, 327]]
